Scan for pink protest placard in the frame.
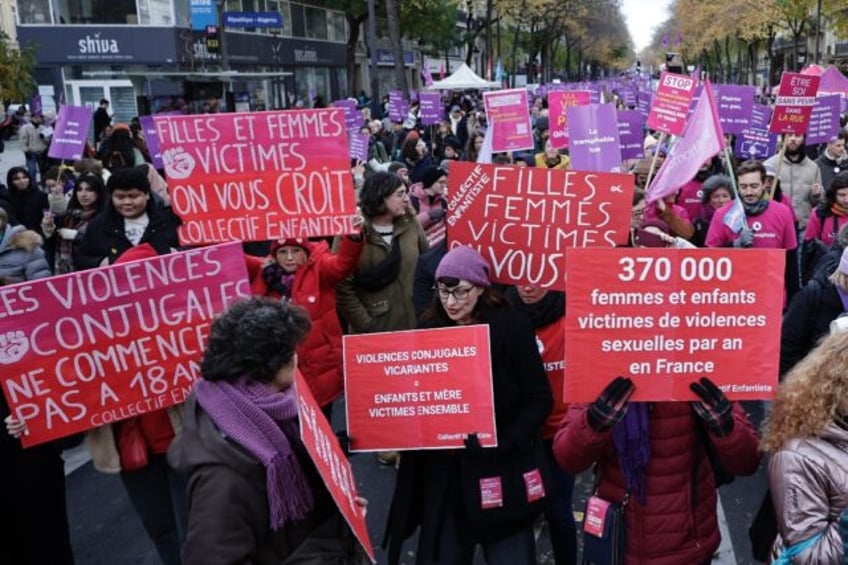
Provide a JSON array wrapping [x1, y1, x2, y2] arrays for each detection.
[[769, 72, 821, 135], [0, 243, 251, 447], [548, 90, 591, 149], [483, 89, 534, 152], [646, 72, 698, 135]]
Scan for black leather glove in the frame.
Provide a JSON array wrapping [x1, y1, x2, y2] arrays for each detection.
[[428, 207, 446, 221], [690, 377, 734, 437], [587, 377, 635, 432]]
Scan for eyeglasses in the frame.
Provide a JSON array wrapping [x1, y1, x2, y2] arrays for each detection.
[[436, 285, 475, 302]]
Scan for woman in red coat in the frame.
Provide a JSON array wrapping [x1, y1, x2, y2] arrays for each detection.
[[252, 229, 364, 417], [554, 377, 760, 565]]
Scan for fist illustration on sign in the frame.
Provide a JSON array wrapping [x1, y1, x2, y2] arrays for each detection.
[[162, 146, 196, 180], [0, 330, 29, 365]]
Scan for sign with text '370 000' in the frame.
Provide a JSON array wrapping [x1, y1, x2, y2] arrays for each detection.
[[154, 109, 358, 246]]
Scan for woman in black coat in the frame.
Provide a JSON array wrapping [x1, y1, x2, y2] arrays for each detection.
[[383, 245, 552, 565]]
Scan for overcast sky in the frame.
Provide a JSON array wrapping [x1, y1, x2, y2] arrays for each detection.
[[621, 0, 673, 53]]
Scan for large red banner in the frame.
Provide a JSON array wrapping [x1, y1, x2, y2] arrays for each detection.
[[0, 243, 250, 447], [565, 248, 785, 402], [343, 326, 496, 452], [547, 90, 591, 149], [769, 72, 821, 135], [647, 72, 698, 136], [295, 371, 375, 563], [154, 109, 357, 245], [483, 88, 534, 152], [445, 161, 633, 289]]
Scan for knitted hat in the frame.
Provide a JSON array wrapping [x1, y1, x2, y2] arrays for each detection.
[[700, 174, 734, 204], [435, 246, 491, 287], [270, 238, 313, 257], [422, 166, 447, 189], [405, 130, 420, 142], [634, 218, 671, 248]]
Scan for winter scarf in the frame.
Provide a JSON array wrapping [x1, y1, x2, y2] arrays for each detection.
[[613, 402, 651, 505], [505, 289, 565, 329], [194, 377, 313, 530], [743, 199, 769, 217], [831, 203, 848, 217], [262, 263, 296, 300]]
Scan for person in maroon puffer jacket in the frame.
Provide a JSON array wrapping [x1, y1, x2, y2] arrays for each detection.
[[554, 377, 760, 565], [252, 222, 364, 418]]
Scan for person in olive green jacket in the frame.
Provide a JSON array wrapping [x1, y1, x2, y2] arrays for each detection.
[[336, 172, 428, 335]]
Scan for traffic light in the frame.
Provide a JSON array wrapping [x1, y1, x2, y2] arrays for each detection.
[[205, 25, 220, 55]]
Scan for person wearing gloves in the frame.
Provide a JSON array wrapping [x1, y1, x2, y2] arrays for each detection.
[[762, 328, 848, 563], [554, 376, 760, 565], [706, 159, 799, 302], [383, 246, 553, 565], [42, 173, 106, 274], [409, 166, 448, 249]]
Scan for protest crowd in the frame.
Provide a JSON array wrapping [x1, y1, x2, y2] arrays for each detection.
[[4, 62, 848, 565]]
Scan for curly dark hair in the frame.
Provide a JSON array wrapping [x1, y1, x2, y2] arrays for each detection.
[[822, 171, 848, 210], [201, 297, 312, 383], [358, 171, 403, 219]]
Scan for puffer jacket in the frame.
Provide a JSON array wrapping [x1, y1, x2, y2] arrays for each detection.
[[0, 225, 51, 282], [251, 237, 363, 406], [335, 212, 427, 334], [554, 402, 760, 565], [764, 153, 822, 229], [768, 421, 848, 563]]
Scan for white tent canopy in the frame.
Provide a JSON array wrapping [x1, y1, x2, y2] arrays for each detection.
[[426, 63, 501, 90]]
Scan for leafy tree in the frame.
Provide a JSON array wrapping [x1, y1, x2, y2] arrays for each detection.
[[0, 33, 37, 105]]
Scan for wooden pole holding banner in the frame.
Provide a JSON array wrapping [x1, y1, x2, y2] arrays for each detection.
[[723, 145, 750, 231], [644, 131, 667, 194], [769, 138, 788, 200]]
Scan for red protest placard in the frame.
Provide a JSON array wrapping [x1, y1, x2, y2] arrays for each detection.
[[295, 371, 375, 563], [343, 325, 496, 452], [769, 72, 821, 135], [646, 72, 698, 135], [154, 110, 357, 246], [547, 90, 591, 149], [0, 243, 250, 447], [445, 161, 633, 289], [564, 248, 785, 402], [483, 88, 534, 152]]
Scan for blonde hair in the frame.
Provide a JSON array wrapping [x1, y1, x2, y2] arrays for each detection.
[[829, 269, 848, 293], [761, 331, 848, 452]]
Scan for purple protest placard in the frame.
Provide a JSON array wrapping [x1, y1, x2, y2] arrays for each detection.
[[333, 99, 364, 131], [419, 92, 443, 125], [388, 91, 408, 123], [806, 94, 841, 144], [349, 131, 370, 163], [617, 110, 645, 160], [566, 104, 622, 172], [47, 105, 91, 160], [734, 127, 778, 161], [618, 88, 636, 108], [637, 92, 652, 118], [31, 96, 43, 116], [139, 116, 162, 169], [717, 85, 755, 135], [750, 104, 772, 129]]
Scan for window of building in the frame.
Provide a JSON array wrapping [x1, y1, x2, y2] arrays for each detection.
[[138, 0, 173, 25], [51, 0, 138, 25], [328, 11, 346, 42], [18, 0, 51, 23], [303, 6, 326, 40]]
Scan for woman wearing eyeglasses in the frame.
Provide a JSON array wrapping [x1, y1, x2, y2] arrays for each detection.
[[383, 245, 553, 565]]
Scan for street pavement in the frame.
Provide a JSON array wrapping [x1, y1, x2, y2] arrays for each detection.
[[4, 136, 763, 564]]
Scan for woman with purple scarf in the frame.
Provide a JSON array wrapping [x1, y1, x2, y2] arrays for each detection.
[[554, 377, 760, 565], [168, 298, 368, 565]]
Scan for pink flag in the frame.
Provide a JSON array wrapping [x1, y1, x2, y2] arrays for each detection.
[[646, 80, 725, 203]]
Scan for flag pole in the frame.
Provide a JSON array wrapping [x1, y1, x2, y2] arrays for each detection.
[[644, 131, 667, 192], [723, 144, 749, 230]]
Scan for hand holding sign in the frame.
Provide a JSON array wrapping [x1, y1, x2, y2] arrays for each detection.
[[4, 415, 27, 439], [587, 377, 635, 432], [690, 377, 734, 437]]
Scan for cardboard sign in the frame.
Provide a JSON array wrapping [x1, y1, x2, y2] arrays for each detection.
[[446, 161, 634, 289], [566, 104, 622, 172], [717, 85, 755, 135], [343, 326, 496, 452], [564, 248, 785, 402], [332, 99, 364, 131], [0, 243, 250, 447], [154, 109, 357, 245], [48, 105, 91, 160], [388, 90, 408, 123], [647, 72, 698, 135], [806, 94, 841, 144], [419, 92, 444, 125], [547, 90, 591, 149], [769, 72, 821, 135], [349, 130, 370, 163], [735, 103, 778, 160], [636, 92, 652, 118], [295, 371, 375, 563], [483, 89, 534, 152], [617, 110, 645, 160]]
